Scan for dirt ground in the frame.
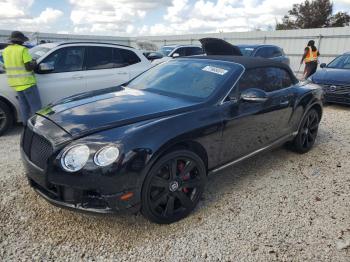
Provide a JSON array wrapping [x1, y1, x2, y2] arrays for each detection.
[[0, 105, 349, 261]]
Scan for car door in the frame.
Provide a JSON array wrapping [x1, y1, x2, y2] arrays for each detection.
[[36, 46, 87, 105], [219, 67, 295, 163], [84, 46, 141, 91]]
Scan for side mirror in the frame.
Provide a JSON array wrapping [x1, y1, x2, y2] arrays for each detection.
[[146, 52, 163, 61], [38, 62, 54, 73], [320, 63, 327, 68], [241, 88, 268, 103], [172, 53, 180, 58]]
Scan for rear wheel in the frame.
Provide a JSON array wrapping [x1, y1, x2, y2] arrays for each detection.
[[292, 109, 320, 153], [0, 101, 13, 136], [141, 150, 207, 224]]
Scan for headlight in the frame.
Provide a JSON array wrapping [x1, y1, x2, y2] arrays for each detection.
[[61, 144, 90, 172], [94, 146, 120, 167]]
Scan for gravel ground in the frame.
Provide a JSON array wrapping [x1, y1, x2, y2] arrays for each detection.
[[0, 105, 349, 261]]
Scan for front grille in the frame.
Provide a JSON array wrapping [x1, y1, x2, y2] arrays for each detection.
[[322, 84, 350, 95], [22, 127, 53, 169]]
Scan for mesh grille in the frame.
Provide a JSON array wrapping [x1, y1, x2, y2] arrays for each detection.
[[22, 127, 53, 169], [322, 84, 350, 94]]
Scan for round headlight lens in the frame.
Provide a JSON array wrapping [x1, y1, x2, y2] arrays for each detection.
[[61, 144, 90, 172], [94, 146, 120, 167]]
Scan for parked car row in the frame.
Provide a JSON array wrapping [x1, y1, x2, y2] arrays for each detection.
[[1, 38, 349, 137]]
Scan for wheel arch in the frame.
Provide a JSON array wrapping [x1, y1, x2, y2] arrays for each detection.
[[141, 138, 209, 182], [296, 101, 323, 132], [310, 103, 323, 120]]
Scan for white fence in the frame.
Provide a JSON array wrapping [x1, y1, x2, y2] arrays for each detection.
[[135, 27, 350, 73], [1, 27, 350, 72]]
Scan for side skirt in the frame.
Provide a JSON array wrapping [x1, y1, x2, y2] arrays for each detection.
[[208, 132, 298, 175]]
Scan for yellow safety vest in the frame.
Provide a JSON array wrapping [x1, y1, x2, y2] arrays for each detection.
[[304, 46, 318, 63], [2, 44, 36, 92]]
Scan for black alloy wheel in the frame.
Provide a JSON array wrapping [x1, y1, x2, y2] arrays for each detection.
[[0, 101, 13, 136], [293, 109, 320, 153], [141, 150, 207, 224]]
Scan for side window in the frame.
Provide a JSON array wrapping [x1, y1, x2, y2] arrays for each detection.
[[41, 47, 85, 73], [237, 68, 266, 93], [173, 48, 186, 57], [271, 47, 282, 57], [86, 47, 114, 70], [255, 47, 272, 58], [263, 67, 293, 92], [280, 68, 293, 88], [119, 49, 141, 66], [236, 67, 293, 94], [186, 47, 204, 56]]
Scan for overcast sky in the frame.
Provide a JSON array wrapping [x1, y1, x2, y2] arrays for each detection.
[[0, 0, 349, 36]]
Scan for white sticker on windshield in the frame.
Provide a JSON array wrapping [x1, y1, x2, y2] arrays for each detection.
[[202, 66, 228, 76], [245, 48, 254, 51]]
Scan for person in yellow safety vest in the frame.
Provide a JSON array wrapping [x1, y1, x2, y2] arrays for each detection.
[[2, 31, 42, 125], [300, 40, 320, 79]]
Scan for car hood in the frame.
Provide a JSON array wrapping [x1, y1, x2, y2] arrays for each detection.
[[38, 86, 198, 137], [199, 38, 242, 56], [312, 68, 350, 85]]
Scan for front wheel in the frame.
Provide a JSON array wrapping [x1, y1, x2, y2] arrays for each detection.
[[292, 109, 320, 153], [141, 150, 207, 224], [0, 101, 13, 136]]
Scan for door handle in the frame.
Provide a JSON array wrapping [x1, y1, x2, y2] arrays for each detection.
[[72, 74, 84, 80]]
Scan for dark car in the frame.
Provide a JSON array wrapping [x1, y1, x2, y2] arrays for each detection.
[[238, 44, 290, 65], [310, 52, 350, 105], [21, 56, 323, 224]]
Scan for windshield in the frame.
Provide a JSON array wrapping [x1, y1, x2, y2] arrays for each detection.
[[29, 45, 53, 60], [239, 47, 255, 56], [127, 59, 240, 100], [327, 54, 350, 69], [159, 46, 175, 57]]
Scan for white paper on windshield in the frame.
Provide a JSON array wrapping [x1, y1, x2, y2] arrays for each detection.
[[202, 65, 228, 76], [245, 48, 254, 51]]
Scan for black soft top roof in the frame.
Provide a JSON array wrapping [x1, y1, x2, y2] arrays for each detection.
[[183, 55, 298, 83]]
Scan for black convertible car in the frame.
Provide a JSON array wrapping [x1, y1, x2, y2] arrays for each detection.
[[21, 56, 323, 224]]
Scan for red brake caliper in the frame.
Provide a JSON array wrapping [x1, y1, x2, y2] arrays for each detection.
[[178, 161, 190, 193]]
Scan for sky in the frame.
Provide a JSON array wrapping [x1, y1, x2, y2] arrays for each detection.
[[0, 0, 349, 36]]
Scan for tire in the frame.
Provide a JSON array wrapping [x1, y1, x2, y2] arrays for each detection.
[[0, 100, 13, 136], [141, 150, 207, 224], [292, 109, 320, 154]]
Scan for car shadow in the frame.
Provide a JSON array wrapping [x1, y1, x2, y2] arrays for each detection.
[[0, 124, 23, 138]]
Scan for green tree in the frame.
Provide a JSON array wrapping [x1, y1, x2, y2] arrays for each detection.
[[276, 0, 350, 30]]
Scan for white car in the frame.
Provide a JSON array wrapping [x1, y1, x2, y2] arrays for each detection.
[[0, 42, 152, 135], [152, 45, 204, 65]]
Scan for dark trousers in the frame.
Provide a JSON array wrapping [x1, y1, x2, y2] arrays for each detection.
[[17, 85, 42, 124], [304, 61, 318, 79]]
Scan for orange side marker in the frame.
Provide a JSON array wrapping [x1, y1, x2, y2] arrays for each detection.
[[120, 192, 134, 201]]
